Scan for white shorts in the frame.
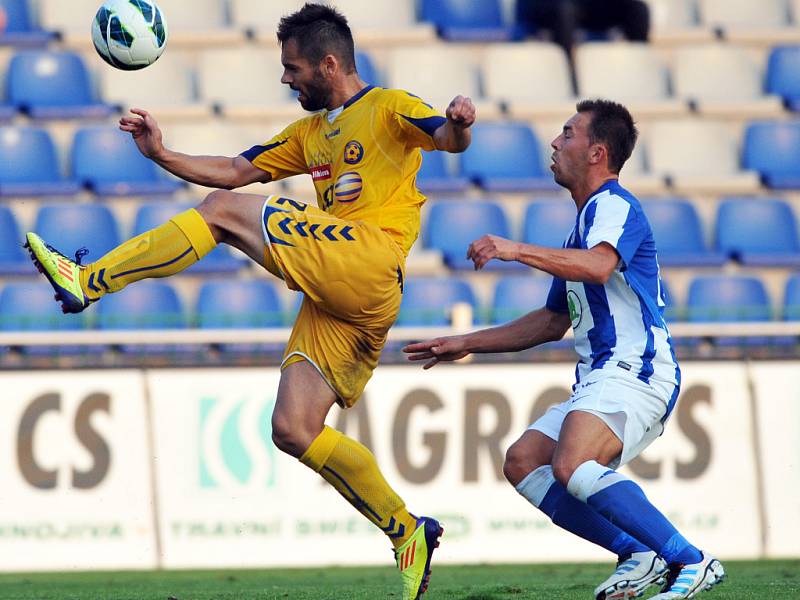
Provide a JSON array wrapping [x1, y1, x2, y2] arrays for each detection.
[[529, 370, 676, 468]]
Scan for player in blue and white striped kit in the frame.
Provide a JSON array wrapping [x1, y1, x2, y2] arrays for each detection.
[[405, 100, 725, 600]]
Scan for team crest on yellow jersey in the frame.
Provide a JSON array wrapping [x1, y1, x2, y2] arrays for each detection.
[[344, 140, 364, 164]]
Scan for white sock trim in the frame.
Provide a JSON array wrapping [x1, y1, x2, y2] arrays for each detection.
[[567, 460, 611, 503], [515, 465, 556, 508]]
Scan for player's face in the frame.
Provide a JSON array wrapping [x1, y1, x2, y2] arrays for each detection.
[[280, 38, 332, 111], [550, 112, 593, 189]]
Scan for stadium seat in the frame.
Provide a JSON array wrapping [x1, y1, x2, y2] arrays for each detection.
[[99, 51, 207, 119], [698, 0, 790, 29], [646, 119, 759, 193], [491, 276, 552, 324], [686, 275, 772, 322], [419, 0, 517, 41], [522, 200, 576, 249], [6, 50, 114, 119], [644, 0, 700, 31], [96, 281, 186, 354], [335, 0, 418, 31], [197, 280, 284, 328], [461, 123, 556, 192], [0, 206, 32, 275], [197, 47, 299, 119], [386, 46, 498, 117], [672, 44, 783, 117], [742, 121, 800, 188], [355, 51, 381, 88], [71, 127, 184, 195], [396, 277, 478, 326], [416, 150, 470, 194], [0, 0, 54, 45], [0, 281, 86, 331], [641, 198, 726, 266], [482, 42, 574, 119], [715, 197, 800, 266], [426, 199, 522, 271], [150, 0, 243, 45], [133, 202, 245, 273], [34, 204, 121, 261], [784, 274, 800, 320], [766, 46, 800, 111], [575, 43, 684, 116], [229, 0, 303, 31], [0, 127, 81, 196]]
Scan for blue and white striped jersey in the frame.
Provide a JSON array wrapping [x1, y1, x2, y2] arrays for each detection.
[[545, 180, 680, 389]]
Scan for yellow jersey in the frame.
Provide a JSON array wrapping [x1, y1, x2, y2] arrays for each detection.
[[240, 86, 446, 255]]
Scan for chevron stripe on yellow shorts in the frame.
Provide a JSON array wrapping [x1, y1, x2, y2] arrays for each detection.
[[260, 195, 405, 407]]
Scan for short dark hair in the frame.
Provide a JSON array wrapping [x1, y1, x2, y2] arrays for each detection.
[[576, 99, 638, 173], [277, 3, 356, 73]]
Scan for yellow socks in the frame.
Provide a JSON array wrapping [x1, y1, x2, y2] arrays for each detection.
[[301, 426, 418, 549], [79, 208, 216, 300]]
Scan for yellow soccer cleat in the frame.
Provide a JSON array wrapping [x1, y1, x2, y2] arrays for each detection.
[[25, 232, 93, 314], [395, 516, 443, 600]]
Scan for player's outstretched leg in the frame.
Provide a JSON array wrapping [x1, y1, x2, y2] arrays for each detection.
[[650, 551, 725, 599], [25, 208, 216, 313], [594, 551, 668, 599], [395, 516, 444, 600]]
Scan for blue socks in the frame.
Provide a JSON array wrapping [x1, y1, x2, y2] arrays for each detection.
[[567, 460, 703, 565], [516, 465, 649, 558]]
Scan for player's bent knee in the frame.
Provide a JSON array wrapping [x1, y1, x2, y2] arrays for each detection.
[[551, 459, 579, 488], [503, 442, 544, 487], [196, 189, 237, 229]]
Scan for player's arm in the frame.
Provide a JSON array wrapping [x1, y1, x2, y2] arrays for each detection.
[[403, 308, 571, 369], [432, 95, 475, 153], [119, 108, 272, 189], [467, 236, 619, 285]]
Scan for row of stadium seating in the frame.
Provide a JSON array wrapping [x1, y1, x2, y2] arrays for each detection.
[[2, 44, 800, 120], [3, 195, 800, 277], [1, 273, 798, 337], [4, 0, 800, 43], [2, 120, 800, 198]]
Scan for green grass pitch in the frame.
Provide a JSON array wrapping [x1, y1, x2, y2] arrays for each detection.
[[0, 561, 797, 600]]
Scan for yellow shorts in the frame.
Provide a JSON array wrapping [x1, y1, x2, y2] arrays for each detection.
[[261, 195, 405, 407]]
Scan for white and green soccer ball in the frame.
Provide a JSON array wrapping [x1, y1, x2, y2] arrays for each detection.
[[91, 0, 168, 70]]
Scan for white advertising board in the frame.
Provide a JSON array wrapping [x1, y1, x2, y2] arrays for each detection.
[[750, 362, 800, 558], [149, 362, 762, 567], [0, 371, 156, 570]]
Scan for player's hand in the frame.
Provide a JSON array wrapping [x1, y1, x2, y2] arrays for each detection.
[[446, 95, 476, 129], [119, 108, 165, 160], [403, 335, 470, 369], [467, 234, 519, 270]]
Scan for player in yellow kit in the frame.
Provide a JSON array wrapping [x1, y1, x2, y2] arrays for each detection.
[[24, 4, 474, 599]]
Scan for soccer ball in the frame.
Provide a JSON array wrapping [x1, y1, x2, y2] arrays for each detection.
[[91, 0, 168, 71]]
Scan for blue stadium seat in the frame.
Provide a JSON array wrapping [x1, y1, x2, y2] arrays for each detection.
[[34, 204, 121, 261], [397, 277, 478, 325], [686, 275, 772, 322], [766, 46, 800, 111], [7, 50, 113, 119], [416, 150, 470, 194], [355, 51, 381, 88], [420, 0, 517, 41], [522, 199, 576, 249], [461, 123, 556, 192], [716, 198, 800, 266], [426, 199, 522, 270], [0, 281, 88, 356], [743, 121, 800, 189], [0, 206, 32, 275], [197, 280, 284, 328], [133, 202, 244, 273], [71, 127, 184, 196], [0, 0, 53, 45], [96, 281, 185, 354], [784, 274, 800, 320], [0, 126, 80, 196], [491, 276, 552, 324], [642, 199, 726, 267]]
